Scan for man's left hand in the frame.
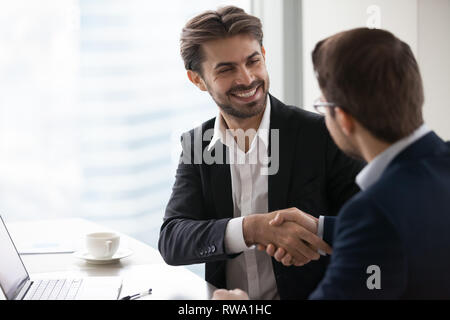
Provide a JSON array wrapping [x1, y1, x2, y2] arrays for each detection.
[[212, 289, 250, 300]]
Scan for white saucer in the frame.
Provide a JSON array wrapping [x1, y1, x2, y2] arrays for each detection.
[[73, 248, 133, 264]]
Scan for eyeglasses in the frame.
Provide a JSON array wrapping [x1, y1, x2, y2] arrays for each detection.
[[313, 98, 337, 116]]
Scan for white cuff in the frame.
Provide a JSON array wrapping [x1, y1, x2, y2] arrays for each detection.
[[317, 215, 326, 256], [224, 217, 254, 254]]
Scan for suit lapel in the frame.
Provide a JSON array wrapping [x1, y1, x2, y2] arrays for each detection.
[[268, 95, 296, 212], [208, 142, 234, 219]]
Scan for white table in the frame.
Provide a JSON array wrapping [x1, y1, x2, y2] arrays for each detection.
[[4, 218, 216, 300]]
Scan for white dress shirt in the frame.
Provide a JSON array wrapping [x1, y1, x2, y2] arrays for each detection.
[[207, 98, 279, 300]]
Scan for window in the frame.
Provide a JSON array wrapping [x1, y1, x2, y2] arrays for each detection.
[[0, 0, 250, 276]]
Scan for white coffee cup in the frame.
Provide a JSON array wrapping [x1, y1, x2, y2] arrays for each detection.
[[86, 232, 120, 259]]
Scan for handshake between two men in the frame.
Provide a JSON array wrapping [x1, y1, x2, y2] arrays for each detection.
[[242, 207, 333, 267], [212, 208, 333, 300]]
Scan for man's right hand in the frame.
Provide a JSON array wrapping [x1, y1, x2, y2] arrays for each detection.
[[258, 208, 333, 266], [243, 208, 330, 266]]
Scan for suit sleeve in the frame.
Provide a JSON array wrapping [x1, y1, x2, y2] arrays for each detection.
[[322, 216, 336, 246], [158, 133, 234, 266], [309, 196, 407, 299]]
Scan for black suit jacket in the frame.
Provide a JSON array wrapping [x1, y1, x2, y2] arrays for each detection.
[[158, 95, 364, 299]]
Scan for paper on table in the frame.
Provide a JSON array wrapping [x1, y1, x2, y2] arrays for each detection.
[[7, 219, 84, 254], [15, 241, 76, 255]]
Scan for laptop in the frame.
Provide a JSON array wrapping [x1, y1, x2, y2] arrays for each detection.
[[0, 215, 123, 300]]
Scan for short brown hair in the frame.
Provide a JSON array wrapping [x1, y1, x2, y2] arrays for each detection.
[[312, 28, 424, 143], [180, 6, 263, 75]]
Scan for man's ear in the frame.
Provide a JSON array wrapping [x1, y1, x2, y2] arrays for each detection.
[[187, 70, 207, 91], [334, 107, 355, 136], [261, 46, 266, 60]]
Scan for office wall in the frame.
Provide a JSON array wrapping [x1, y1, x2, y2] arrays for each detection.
[[418, 0, 450, 140], [302, 0, 418, 109], [252, 0, 285, 102], [302, 0, 450, 140]]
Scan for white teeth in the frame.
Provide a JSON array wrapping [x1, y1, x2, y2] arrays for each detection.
[[233, 87, 258, 98]]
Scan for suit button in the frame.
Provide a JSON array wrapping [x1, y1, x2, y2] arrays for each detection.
[[207, 246, 211, 254], [211, 245, 216, 253], [199, 249, 204, 256]]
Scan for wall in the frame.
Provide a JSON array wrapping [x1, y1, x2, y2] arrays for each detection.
[[252, 0, 285, 102], [302, 0, 418, 109], [418, 0, 450, 140], [302, 0, 450, 139]]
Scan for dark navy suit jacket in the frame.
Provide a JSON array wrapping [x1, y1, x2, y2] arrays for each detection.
[[310, 132, 450, 299]]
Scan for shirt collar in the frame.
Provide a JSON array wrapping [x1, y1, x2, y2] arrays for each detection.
[[356, 123, 431, 190], [207, 96, 271, 151]]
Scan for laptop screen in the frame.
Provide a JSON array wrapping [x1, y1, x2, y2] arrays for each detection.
[[0, 215, 30, 300]]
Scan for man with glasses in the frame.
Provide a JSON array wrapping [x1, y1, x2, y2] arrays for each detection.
[[214, 27, 450, 300]]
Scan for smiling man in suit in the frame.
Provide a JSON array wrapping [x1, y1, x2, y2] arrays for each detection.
[[158, 6, 363, 300]]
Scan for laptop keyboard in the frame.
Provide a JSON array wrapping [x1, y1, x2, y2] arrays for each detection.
[[24, 279, 83, 300]]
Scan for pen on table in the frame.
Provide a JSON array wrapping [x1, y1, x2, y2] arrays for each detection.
[[121, 288, 152, 300]]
